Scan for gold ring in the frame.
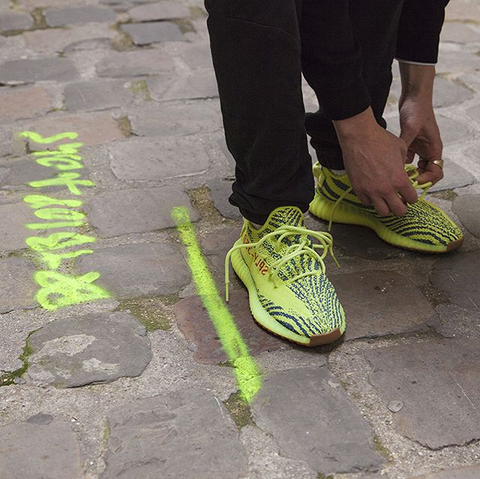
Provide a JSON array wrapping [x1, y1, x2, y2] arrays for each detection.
[[420, 157, 444, 170]]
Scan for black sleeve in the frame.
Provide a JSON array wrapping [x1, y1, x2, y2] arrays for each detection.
[[301, 0, 371, 120], [396, 0, 450, 64]]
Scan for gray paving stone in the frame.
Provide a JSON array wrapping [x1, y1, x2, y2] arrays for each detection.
[[321, 222, 413, 260], [121, 22, 183, 46], [430, 252, 480, 311], [24, 23, 113, 54], [0, 86, 51, 122], [85, 186, 199, 237], [0, 202, 35, 252], [0, 11, 34, 32], [436, 46, 480, 73], [147, 69, 218, 101], [453, 194, 480, 238], [0, 58, 78, 84], [433, 76, 474, 108], [428, 303, 480, 339], [0, 258, 37, 313], [412, 465, 480, 479], [252, 368, 383, 474], [77, 243, 191, 298], [181, 42, 214, 70], [45, 6, 116, 26], [96, 48, 174, 77], [108, 136, 209, 181], [429, 159, 475, 192], [209, 179, 241, 219], [103, 390, 248, 479], [128, 1, 190, 21], [129, 102, 222, 137], [330, 271, 435, 340], [27, 312, 151, 387], [0, 420, 82, 479], [366, 338, 480, 448], [441, 21, 480, 44], [64, 79, 135, 111], [0, 158, 59, 189]]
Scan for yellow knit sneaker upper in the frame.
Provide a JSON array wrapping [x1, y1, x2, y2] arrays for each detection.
[[310, 162, 464, 253], [225, 206, 345, 347]]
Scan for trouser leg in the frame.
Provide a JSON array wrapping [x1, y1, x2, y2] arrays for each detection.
[[205, 0, 314, 224], [303, 0, 405, 170]]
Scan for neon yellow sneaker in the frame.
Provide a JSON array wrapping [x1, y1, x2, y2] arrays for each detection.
[[225, 206, 345, 347], [309, 163, 464, 253]]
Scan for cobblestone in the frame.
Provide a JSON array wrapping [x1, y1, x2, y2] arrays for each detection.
[[430, 252, 480, 311], [0, 12, 34, 33], [63, 79, 135, 111], [85, 186, 199, 237], [23, 24, 113, 54], [252, 368, 383, 474], [108, 136, 210, 180], [173, 289, 289, 364], [103, 390, 248, 479], [128, 1, 190, 21], [0, 86, 51, 122], [331, 271, 435, 340], [44, 6, 116, 26], [0, 258, 37, 313], [0, 59, 78, 84], [96, 48, 174, 77], [128, 101, 222, 137], [366, 338, 480, 448], [412, 465, 480, 479], [453, 194, 480, 238], [0, 420, 82, 479], [77, 243, 191, 298], [0, 202, 35, 252], [27, 312, 151, 387], [120, 21, 184, 45]]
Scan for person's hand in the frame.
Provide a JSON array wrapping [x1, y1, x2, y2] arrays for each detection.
[[399, 95, 444, 185], [398, 62, 444, 186], [334, 107, 418, 217]]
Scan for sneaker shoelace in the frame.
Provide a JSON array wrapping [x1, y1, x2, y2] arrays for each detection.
[[327, 164, 433, 231], [225, 225, 339, 301]]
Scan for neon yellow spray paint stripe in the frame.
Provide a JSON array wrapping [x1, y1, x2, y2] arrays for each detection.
[[172, 206, 262, 403]]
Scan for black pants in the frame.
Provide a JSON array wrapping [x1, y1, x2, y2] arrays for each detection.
[[206, 0, 404, 223]]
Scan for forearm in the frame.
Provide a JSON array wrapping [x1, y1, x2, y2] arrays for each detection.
[[399, 63, 435, 104]]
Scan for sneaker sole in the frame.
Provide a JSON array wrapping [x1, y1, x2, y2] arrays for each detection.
[[310, 193, 464, 254], [230, 243, 344, 347]]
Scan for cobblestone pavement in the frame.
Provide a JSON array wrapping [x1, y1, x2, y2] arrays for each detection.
[[1, 0, 480, 478]]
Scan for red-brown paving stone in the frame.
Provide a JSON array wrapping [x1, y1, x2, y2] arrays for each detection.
[[173, 288, 290, 364], [0, 87, 51, 122], [19, 111, 125, 151]]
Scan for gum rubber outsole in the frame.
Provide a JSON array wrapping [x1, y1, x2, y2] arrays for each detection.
[[309, 194, 464, 254], [230, 244, 345, 347]]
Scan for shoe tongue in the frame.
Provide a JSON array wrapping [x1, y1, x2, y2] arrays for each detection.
[[267, 206, 305, 231]]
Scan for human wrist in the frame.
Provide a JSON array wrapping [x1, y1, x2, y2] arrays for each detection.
[[399, 62, 435, 103], [333, 107, 379, 141]]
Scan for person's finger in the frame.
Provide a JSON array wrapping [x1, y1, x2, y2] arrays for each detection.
[[372, 197, 391, 217], [385, 193, 408, 217], [416, 167, 444, 185], [397, 181, 419, 205], [405, 149, 416, 164]]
